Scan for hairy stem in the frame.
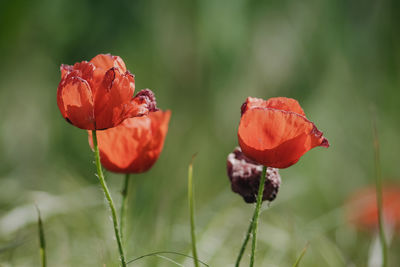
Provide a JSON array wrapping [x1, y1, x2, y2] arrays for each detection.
[[250, 166, 267, 267], [92, 130, 126, 267], [235, 208, 257, 267]]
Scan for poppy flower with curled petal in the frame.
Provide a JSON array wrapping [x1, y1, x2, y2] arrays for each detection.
[[88, 107, 171, 173], [346, 185, 400, 232], [57, 54, 152, 130], [238, 97, 329, 168], [227, 147, 281, 203]]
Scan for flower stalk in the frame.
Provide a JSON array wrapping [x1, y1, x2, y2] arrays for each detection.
[[235, 208, 256, 267], [188, 155, 199, 267], [249, 166, 267, 267], [92, 130, 127, 267], [120, 174, 130, 242], [372, 116, 388, 267], [36, 206, 46, 267]]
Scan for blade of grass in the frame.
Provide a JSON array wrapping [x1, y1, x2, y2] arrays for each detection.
[[156, 254, 185, 267], [371, 111, 388, 267], [292, 242, 309, 267], [120, 173, 130, 242], [249, 166, 267, 267], [188, 153, 199, 267], [35, 206, 46, 267], [127, 251, 209, 266]]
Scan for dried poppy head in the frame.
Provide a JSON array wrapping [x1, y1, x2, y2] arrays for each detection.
[[57, 54, 153, 130], [346, 185, 400, 232], [238, 97, 329, 168], [88, 93, 171, 173], [227, 147, 281, 203]]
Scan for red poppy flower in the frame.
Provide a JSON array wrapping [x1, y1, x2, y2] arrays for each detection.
[[227, 147, 281, 203], [346, 185, 400, 231], [88, 109, 171, 173], [238, 97, 329, 168], [57, 54, 153, 130]]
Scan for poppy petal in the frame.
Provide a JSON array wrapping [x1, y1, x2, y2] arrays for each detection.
[[57, 54, 144, 130], [60, 61, 95, 87], [94, 69, 135, 130], [60, 64, 73, 79], [89, 110, 171, 173], [241, 97, 306, 116], [72, 61, 95, 83], [57, 76, 95, 130], [265, 97, 306, 116], [130, 110, 171, 172], [90, 53, 126, 72], [238, 107, 328, 168], [127, 89, 159, 118]]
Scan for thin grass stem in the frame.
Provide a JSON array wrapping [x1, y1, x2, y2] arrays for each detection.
[[249, 166, 267, 267], [127, 251, 209, 266], [92, 130, 126, 267], [292, 242, 309, 267], [188, 154, 199, 267], [156, 254, 184, 267], [120, 173, 130, 242], [35, 206, 46, 267], [372, 115, 388, 267]]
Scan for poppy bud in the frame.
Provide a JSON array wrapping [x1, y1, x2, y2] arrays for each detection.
[[57, 54, 153, 130], [227, 147, 281, 203]]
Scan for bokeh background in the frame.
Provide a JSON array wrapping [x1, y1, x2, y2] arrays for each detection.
[[0, 0, 399, 266]]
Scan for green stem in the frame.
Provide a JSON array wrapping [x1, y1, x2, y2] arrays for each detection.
[[292, 242, 309, 267], [372, 119, 388, 267], [188, 157, 199, 267], [92, 130, 127, 267], [127, 251, 209, 266], [235, 208, 257, 267], [36, 206, 46, 267], [120, 174, 130, 242], [250, 166, 267, 267]]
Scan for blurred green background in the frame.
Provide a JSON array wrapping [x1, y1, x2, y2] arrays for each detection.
[[0, 0, 399, 266]]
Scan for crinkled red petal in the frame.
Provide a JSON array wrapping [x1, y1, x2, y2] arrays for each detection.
[[90, 53, 126, 73], [238, 107, 329, 168], [88, 110, 171, 173], [241, 97, 306, 116], [57, 54, 137, 130], [93, 69, 136, 130], [57, 76, 95, 130]]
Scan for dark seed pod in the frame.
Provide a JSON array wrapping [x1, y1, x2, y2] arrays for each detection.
[[227, 147, 281, 203]]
